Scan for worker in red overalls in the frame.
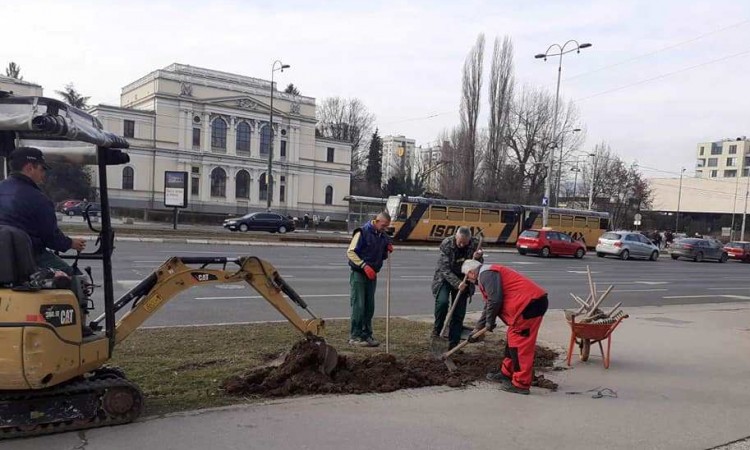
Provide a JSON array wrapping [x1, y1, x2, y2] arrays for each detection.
[[462, 259, 549, 395]]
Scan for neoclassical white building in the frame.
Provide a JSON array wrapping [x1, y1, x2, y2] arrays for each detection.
[[90, 64, 352, 219]]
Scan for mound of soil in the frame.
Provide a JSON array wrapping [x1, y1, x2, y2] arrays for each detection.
[[222, 339, 559, 397]]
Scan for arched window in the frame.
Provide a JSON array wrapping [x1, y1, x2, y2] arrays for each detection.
[[260, 125, 271, 156], [325, 186, 334, 205], [211, 118, 227, 149], [236, 122, 251, 154], [236, 170, 250, 199], [259, 172, 272, 202], [122, 166, 134, 190], [210, 167, 227, 197]]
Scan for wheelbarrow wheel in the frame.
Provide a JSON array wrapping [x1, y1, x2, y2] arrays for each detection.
[[579, 339, 591, 361]]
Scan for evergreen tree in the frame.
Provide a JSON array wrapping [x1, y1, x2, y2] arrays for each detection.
[[55, 83, 90, 109], [284, 83, 300, 95], [364, 129, 383, 192]]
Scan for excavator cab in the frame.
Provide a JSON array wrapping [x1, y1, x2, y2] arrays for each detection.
[[0, 91, 337, 439]]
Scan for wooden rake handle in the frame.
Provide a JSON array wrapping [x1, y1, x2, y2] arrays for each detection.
[[443, 327, 489, 359]]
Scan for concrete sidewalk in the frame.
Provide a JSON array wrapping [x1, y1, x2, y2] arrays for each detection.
[[6, 302, 750, 450]]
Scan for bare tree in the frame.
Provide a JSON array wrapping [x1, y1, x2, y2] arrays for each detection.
[[437, 128, 466, 199], [459, 33, 485, 199], [5, 62, 22, 80], [316, 97, 375, 180], [484, 36, 514, 199]]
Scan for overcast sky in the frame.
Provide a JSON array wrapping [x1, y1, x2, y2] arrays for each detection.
[[4, 0, 750, 180]]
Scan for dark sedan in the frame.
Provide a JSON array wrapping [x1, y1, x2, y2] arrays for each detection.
[[223, 212, 295, 234], [670, 238, 728, 263], [62, 202, 101, 217]]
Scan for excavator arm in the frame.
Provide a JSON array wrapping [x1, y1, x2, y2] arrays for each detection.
[[91, 256, 328, 345]]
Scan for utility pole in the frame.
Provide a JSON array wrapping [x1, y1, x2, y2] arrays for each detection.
[[267, 60, 290, 211], [587, 151, 597, 210], [675, 167, 686, 232], [571, 163, 581, 209], [742, 173, 750, 240]]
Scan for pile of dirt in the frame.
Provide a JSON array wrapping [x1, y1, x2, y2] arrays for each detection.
[[222, 339, 559, 397]]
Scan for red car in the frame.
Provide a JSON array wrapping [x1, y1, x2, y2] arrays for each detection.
[[723, 241, 750, 262], [57, 199, 82, 212], [516, 229, 586, 258]]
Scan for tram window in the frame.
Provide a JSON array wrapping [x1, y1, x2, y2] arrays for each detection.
[[447, 207, 464, 221], [587, 217, 599, 228], [549, 213, 561, 227], [481, 209, 499, 221], [560, 215, 574, 227], [430, 206, 447, 220], [574, 216, 587, 227], [500, 210, 517, 224], [599, 218, 609, 230], [398, 204, 409, 220], [464, 208, 480, 222]]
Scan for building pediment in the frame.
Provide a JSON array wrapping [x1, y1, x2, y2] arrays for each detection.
[[202, 95, 281, 114]]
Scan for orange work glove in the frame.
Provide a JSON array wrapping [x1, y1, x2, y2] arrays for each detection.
[[387, 243, 394, 253], [363, 264, 377, 280]]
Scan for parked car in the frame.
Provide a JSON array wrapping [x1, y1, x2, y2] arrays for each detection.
[[595, 231, 660, 261], [723, 241, 750, 262], [516, 229, 586, 258], [223, 212, 295, 233], [57, 199, 82, 212], [670, 238, 728, 262], [61, 201, 101, 217]]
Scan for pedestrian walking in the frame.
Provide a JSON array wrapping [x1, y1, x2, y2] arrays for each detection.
[[303, 213, 310, 230], [346, 211, 393, 347], [463, 260, 549, 395]]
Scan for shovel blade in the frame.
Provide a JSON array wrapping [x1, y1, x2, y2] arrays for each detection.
[[443, 356, 458, 372], [430, 336, 449, 358]]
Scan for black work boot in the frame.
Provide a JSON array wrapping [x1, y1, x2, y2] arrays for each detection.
[[486, 371, 512, 384], [501, 383, 530, 395]]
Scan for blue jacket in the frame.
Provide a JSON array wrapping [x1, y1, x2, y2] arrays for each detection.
[[0, 173, 71, 254], [348, 221, 390, 273]]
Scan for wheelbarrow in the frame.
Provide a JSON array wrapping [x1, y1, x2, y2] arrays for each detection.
[[565, 310, 628, 369]]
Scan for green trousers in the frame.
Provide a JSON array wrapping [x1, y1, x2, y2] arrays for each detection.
[[434, 281, 468, 348], [350, 270, 377, 340]]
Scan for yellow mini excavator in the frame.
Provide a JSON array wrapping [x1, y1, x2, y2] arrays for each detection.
[[0, 92, 337, 438]]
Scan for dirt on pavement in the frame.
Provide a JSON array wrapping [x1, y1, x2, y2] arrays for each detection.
[[222, 338, 559, 397]]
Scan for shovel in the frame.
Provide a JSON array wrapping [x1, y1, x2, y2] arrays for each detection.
[[442, 327, 488, 372], [429, 279, 469, 357]]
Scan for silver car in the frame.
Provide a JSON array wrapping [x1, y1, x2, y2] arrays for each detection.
[[596, 231, 660, 261]]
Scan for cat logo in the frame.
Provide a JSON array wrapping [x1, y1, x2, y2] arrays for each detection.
[[191, 272, 218, 282], [40, 304, 77, 327]]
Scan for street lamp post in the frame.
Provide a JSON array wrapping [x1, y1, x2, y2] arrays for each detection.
[[267, 60, 290, 211], [587, 151, 597, 210], [555, 127, 581, 207], [535, 41, 591, 227], [741, 173, 750, 240], [571, 163, 581, 208], [675, 167, 686, 232]]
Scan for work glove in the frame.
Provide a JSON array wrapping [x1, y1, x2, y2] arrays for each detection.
[[363, 264, 377, 281], [387, 243, 394, 253], [486, 320, 497, 332]]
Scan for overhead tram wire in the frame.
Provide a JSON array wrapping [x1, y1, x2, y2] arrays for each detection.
[[564, 18, 750, 83]]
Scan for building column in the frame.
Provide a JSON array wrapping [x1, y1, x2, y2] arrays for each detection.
[[227, 117, 237, 157], [250, 121, 260, 158], [202, 113, 211, 153]]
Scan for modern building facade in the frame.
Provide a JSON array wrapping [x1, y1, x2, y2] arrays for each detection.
[[695, 137, 750, 179], [418, 144, 443, 192], [381, 135, 415, 183], [90, 64, 352, 219]]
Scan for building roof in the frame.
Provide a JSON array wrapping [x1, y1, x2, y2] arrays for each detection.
[[0, 74, 42, 88]]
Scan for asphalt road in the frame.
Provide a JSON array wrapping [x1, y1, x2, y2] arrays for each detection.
[[76, 241, 750, 327]]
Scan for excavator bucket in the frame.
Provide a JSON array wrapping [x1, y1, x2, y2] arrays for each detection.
[[317, 341, 339, 375]]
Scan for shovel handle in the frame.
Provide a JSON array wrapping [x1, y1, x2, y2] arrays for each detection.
[[440, 274, 469, 337], [443, 327, 488, 359]]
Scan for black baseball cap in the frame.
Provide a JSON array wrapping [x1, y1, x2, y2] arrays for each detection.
[[9, 147, 50, 170]]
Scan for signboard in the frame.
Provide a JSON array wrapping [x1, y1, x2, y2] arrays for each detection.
[[164, 171, 188, 208], [542, 197, 549, 206], [722, 227, 731, 237], [633, 213, 642, 226]]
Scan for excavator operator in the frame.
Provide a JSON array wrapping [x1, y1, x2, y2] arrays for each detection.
[[0, 147, 87, 274]]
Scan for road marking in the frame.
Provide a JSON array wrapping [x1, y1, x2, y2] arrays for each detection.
[[634, 281, 669, 285], [567, 270, 599, 274], [400, 275, 433, 279], [608, 288, 668, 293], [194, 294, 349, 300], [663, 294, 750, 300], [707, 287, 750, 290], [133, 261, 164, 263], [116, 280, 142, 288], [158, 250, 226, 254]]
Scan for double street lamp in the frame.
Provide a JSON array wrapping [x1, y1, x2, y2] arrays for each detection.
[[535, 40, 591, 227], [267, 60, 291, 211], [675, 167, 686, 231]]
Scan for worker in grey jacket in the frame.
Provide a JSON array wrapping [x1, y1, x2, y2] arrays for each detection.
[[431, 226, 483, 349]]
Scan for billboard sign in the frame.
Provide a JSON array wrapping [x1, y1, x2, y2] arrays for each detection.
[[164, 171, 188, 208]]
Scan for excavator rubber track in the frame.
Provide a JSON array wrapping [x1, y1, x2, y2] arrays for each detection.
[[0, 368, 143, 440]]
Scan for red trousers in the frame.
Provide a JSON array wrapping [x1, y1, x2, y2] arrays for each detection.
[[500, 313, 544, 390]]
